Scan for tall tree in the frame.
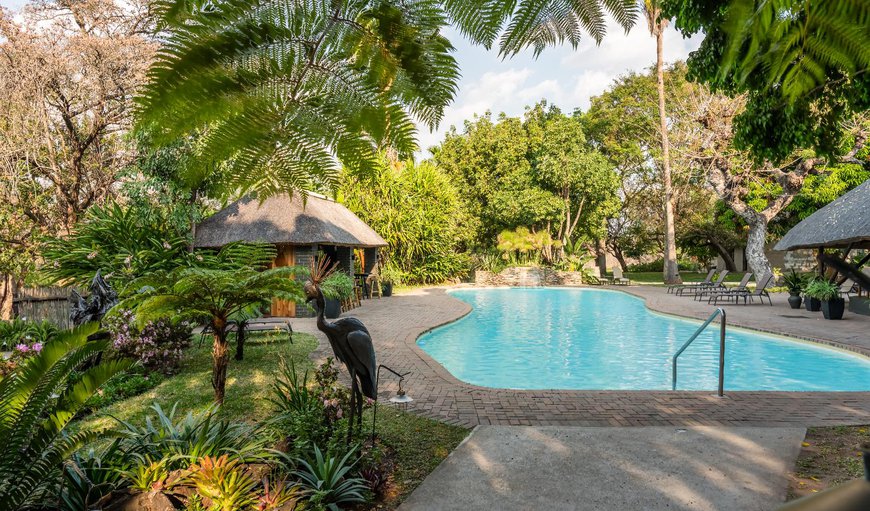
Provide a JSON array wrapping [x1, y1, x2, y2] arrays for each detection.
[[643, 1, 681, 284], [0, 0, 155, 317], [687, 94, 868, 278]]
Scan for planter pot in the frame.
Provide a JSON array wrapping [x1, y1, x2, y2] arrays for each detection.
[[324, 298, 342, 319], [821, 298, 845, 320], [804, 297, 821, 312], [381, 282, 393, 297], [787, 293, 803, 309]]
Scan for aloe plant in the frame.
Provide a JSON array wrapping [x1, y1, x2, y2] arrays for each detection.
[[0, 323, 132, 511]]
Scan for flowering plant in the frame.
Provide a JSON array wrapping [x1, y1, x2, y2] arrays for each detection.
[[104, 309, 191, 375]]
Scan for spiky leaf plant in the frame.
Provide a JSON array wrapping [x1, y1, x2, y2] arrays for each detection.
[[0, 323, 132, 511], [137, 0, 462, 198]]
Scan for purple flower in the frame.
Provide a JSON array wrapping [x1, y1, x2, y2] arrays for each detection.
[[14, 344, 28, 353], [31, 343, 43, 353]]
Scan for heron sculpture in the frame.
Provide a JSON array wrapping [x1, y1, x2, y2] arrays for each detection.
[[304, 258, 377, 443]]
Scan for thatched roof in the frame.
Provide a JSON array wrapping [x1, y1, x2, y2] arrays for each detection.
[[775, 179, 870, 251], [194, 193, 387, 248]]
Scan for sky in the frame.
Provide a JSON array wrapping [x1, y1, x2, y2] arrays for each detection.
[[0, 0, 702, 156]]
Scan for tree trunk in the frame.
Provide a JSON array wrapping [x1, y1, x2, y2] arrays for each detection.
[[612, 247, 629, 272], [655, 23, 681, 285], [745, 216, 772, 279], [0, 275, 14, 320], [212, 329, 229, 405], [234, 322, 246, 361], [709, 242, 737, 272]]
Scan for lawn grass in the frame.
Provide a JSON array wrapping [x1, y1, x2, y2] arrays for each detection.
[[79, 331, 468, 509], [788, 425, 870, 499]]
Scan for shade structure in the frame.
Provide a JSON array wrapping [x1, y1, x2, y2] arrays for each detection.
[[775, 179, 870, 251], [194, 192, 387, 249]]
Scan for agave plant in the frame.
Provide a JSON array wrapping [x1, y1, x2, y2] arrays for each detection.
[[292, 445, 367, 511], [188, 455, 260, 511], [0, 323, 132, 511]]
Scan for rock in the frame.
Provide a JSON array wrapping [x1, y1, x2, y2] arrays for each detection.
[[107, 491, 180, 511]]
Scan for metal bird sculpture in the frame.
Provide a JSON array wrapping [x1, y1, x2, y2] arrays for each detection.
[[305, 258, 377, 443]]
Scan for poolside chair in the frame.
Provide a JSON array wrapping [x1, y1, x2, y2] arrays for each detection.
[[694, 272, 752, 301], [709, 273, 774, 305], [611, 267, 630, 286], [586, 266, 605, 285], [676, 270, 729, 296], [668, 269, 715, 294]]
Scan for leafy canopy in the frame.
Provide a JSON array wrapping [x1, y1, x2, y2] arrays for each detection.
[[137, 0, 461, 199], [663, 0, 870, 161]]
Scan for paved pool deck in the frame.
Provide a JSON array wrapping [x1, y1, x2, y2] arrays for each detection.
[[294, 285, 870, 427], [398, 426, 806, 511]]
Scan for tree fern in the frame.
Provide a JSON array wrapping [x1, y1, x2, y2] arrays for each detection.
[[721, 0, 869, 102], [0, 324, 132, 511], [137, 0, 461, 199]]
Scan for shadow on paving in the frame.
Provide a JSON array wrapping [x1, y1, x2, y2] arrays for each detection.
[[399, 426, 805, 511]]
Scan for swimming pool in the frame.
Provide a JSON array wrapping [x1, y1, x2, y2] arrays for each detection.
[[416, 288, 870, 391]]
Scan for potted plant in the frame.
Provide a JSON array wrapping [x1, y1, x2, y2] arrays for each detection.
[[379, 264, 402, 297], [805, 279, 845, 319], [802, 278, 822, 312], [782, 270, 805, 309], [320, 272, 355, 318]]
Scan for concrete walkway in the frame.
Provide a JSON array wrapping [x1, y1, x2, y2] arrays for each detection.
[[399, 426, 806, 511]]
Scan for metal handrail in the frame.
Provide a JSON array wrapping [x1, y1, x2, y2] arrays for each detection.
[[672, 308, 726, 396]]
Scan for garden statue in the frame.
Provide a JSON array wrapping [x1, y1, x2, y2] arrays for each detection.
[[304, 258, 377, 443], [70, 270, 118, 326]]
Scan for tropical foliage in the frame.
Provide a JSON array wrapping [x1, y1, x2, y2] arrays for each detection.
[[663, 0, 870, 161], [341, 155, 471, 283], [115, 243, 306, 404], [0, 323, 132, 511], [41, 202, 192, 290], [137, 0, 462, 199]]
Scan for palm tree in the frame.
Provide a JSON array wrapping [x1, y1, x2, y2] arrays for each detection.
[[120, 244, 306, 404], [643, 1, 681, 285], [137, 0, 462, 198], [0, 324, 132, 511]]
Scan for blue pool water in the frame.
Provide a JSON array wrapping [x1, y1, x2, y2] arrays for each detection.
[[416, 288, 870, 391]]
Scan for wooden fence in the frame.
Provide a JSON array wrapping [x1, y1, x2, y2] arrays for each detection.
[[13, 287, 73, 329]]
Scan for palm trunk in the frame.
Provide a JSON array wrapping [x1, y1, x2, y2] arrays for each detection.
[[654, 20, 681, 285]]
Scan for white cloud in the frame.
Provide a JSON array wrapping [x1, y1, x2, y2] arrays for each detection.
[[416, 16, 703, 156]]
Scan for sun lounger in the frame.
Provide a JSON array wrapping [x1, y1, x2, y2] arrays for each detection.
[[694, 272, 752, 301], [611, 267, 630, 286], [676, 270, 730, 296], [668, 269, 715, 294], [709, 273, 774, 305]]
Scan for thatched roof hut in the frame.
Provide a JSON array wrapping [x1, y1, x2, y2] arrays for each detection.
[[775, 179, 870, 251], [194, 193, 386, 249], [194, 193, 386, 317]]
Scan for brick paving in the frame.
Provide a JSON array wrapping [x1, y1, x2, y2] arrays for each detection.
[[293, 286, 870, 428]]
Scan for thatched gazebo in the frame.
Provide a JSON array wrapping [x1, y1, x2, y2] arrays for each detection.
[[195, 192, 387, 317], [775, 178, 870, 314]]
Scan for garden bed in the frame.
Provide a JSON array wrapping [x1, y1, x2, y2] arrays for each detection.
[[787, 425, 870, 500], [79, 331, 468, 509]]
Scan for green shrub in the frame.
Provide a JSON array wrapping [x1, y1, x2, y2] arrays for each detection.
[[627, 259, 699, 272], [292, 445, 367, 511], [319, 272, 355, 300], [0, 323, 132, 510], [0, 319, 59, 349], [82, 365, 163, 411], [803, 279, 841, 301]]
